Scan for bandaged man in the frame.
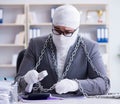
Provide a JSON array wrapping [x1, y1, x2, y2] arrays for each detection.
[[16, 4, 110, 97]]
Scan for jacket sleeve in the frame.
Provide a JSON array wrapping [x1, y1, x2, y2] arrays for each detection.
[[76, 42, 110, 96], [15, 39, 36, 93]]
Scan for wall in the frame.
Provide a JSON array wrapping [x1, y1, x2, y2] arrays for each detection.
[[0, 0, 120, 92], [109, 0, 120, 92]]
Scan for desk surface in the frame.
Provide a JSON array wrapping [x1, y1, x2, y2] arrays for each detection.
[[17, 97, 120, 104]]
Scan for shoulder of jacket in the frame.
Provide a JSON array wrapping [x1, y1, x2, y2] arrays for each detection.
[[31, 35, 49, 43], [82, 37, 98, 47], [80, 37, 99, 54]]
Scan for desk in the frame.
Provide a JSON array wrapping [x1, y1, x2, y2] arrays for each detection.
[[17, 97, 120, 104]]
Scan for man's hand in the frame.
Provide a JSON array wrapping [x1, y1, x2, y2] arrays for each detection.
[[24, 70, 48, 93], [55, 78, 79, 94], [24, 70, 39, 85]]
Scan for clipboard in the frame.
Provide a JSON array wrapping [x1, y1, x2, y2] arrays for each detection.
[[21, 93, 50, 100]]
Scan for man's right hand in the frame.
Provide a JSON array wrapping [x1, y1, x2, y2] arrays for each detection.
[[24, 70, 39, 85]]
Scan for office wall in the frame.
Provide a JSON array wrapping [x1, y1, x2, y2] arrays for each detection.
[[0, 0, 120, 92], [109, 0, 120, 92]]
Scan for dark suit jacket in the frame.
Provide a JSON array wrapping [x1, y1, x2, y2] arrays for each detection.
[[16, 35, 110, 96]]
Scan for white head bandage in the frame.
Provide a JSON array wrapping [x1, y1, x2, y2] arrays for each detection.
[[53, 4, 80, 29], [52, 5, 80, 78]]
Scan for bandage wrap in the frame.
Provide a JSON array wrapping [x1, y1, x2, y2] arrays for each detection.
[[55, 78, 79, 94], [53, 4, 80, 29], [24, 70, 39, 84]]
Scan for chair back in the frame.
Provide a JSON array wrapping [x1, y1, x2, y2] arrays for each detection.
[[16, 49, 26, 73]]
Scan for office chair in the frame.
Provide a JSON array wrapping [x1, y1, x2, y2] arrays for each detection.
[[16, 49, 26, 73]]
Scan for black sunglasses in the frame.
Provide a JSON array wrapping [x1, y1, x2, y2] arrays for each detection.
[[52, 26, 78, 37]]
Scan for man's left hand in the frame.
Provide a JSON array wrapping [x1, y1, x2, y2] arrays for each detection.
[[55, 78, 79, 94]]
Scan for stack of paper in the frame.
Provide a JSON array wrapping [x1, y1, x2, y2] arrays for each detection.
[[29, 12, 38, 24], [15, 14, 25, 24], [14, 31, 25, 45], [12, 54, 18, 66], [0, 81, 11, 104]]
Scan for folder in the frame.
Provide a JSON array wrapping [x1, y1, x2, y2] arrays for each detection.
[[0, 8, 3, 23], [14, 31, 25, 45]]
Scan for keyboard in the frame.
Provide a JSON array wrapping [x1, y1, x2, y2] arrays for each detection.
[[88, 93, 120, 99]]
